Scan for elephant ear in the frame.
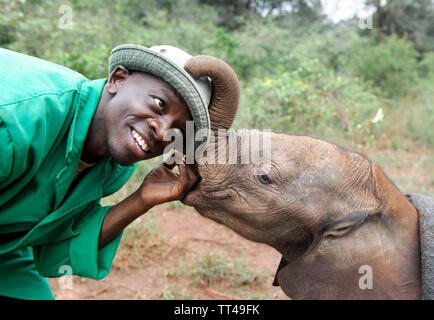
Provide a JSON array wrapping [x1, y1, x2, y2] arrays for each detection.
[[275, 254, 360, 299], [272, 256, 289, 286], [271, 244, 348, 299], [273, 210, 382, 299]]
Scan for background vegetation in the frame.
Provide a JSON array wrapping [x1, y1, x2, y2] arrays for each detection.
[[1, 0, 433, 152]]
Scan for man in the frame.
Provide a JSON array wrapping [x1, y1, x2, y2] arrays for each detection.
[[0, 44, 239, 299]]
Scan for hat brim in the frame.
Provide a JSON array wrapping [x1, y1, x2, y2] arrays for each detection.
[[108, 44, 210, 150]]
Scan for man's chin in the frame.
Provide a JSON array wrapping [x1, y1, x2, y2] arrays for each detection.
[[108, 140, 144, 166], [111, 157, 134, 166], [108, 146, 136, 166]]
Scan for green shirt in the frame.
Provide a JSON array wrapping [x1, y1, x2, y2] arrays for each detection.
[[0, 49, 137, 299]]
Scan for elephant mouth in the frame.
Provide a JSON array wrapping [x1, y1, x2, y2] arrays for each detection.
[[182, 177, 232, 207], [181, 183, 204, 207], [181, 167, 204, 206]]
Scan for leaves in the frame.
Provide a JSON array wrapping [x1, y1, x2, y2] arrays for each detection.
[[1, 0, 432, 148]]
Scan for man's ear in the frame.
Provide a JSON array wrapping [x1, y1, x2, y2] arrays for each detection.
[[106, 65, 131, 95]]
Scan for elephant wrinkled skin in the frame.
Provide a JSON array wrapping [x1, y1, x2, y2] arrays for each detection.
[[182, 130, 422, 300]]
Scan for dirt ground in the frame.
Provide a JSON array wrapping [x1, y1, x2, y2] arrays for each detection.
[[48, 145, 433, 300], [49, 207, 289, 300]]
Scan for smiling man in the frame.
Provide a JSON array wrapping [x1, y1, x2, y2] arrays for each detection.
[[0, 44, 239, 299]]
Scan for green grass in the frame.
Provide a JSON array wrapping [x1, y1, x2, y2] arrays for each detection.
[[366, 147, 434, 197], [231, 288, 278, 300], [172, 253, 269, 288], [383, 83, 434, 150], [113, 215, 172, 270], [160, 285, 192, 300]]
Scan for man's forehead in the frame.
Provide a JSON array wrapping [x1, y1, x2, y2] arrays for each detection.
[[132, 71, 184, 103]]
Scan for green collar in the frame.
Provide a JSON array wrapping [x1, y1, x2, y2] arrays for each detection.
[[53, 78, 108, 209], [66, 78, 107, 162]]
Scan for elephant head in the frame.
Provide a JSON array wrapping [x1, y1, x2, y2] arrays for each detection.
[[182, 130, 422, 299]]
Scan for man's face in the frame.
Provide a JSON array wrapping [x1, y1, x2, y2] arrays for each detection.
[[103, 67, 192, 166]]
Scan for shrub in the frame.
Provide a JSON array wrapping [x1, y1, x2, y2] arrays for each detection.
[[339, 33, 419, 97], [174, 253, 268, 287], [235, 56, 382, 147]]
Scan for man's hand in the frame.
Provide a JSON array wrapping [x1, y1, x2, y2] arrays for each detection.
[[136, 151, 199, 210], [98, 151, 199, 249]]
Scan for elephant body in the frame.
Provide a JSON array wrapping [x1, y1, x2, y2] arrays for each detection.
[[408, 193, 434, 300]]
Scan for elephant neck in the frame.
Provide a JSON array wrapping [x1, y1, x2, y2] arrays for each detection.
[[352, 162, 422, 298], [277, 162, 422, 299]]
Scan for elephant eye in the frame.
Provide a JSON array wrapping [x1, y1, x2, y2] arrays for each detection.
[[258, 174, 272, 184], [324, 223, 356, 238]]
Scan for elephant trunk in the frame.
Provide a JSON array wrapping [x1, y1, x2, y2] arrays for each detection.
[[184, 55, 240, 134]]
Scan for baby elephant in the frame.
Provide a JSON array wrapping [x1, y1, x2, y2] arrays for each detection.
[[182, 130, 433, 300]]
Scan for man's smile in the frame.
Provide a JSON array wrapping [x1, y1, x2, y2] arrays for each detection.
[[132, 128, 150, 152], [130, 127, 154, 160]]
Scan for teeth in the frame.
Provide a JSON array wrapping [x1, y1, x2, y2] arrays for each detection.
[[132, 129, 150, 152]]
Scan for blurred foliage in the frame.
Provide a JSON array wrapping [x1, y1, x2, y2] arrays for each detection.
[[237, 60, 382, 145], [339, 32, 419, 97], [366, 0, 434, 53], [0, 0, 433, 149]]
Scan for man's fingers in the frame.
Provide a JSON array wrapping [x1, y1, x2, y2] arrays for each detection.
[[162, 150, 199, 199], [177, 161, 190, 188], [184, 164, 199, 188], [163, 161, 177, 170], [177, 163, 199, 197]]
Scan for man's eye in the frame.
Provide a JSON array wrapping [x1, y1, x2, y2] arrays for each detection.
[[153, 97, 165, 111]]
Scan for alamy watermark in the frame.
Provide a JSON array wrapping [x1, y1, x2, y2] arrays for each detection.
[[356, 4, 378, 30], [358, 14, 373, 30], [58, 5, 73, 29], [358, 265, 373, 290], [156, 122, 272, 174], [58, 264, 73, 290]]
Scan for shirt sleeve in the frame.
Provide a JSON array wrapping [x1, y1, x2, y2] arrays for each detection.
[[0, 91, 78, 190], [32, 202, 122, 280], [31, 158, 137, 279], [0, 118, 13, 186]]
